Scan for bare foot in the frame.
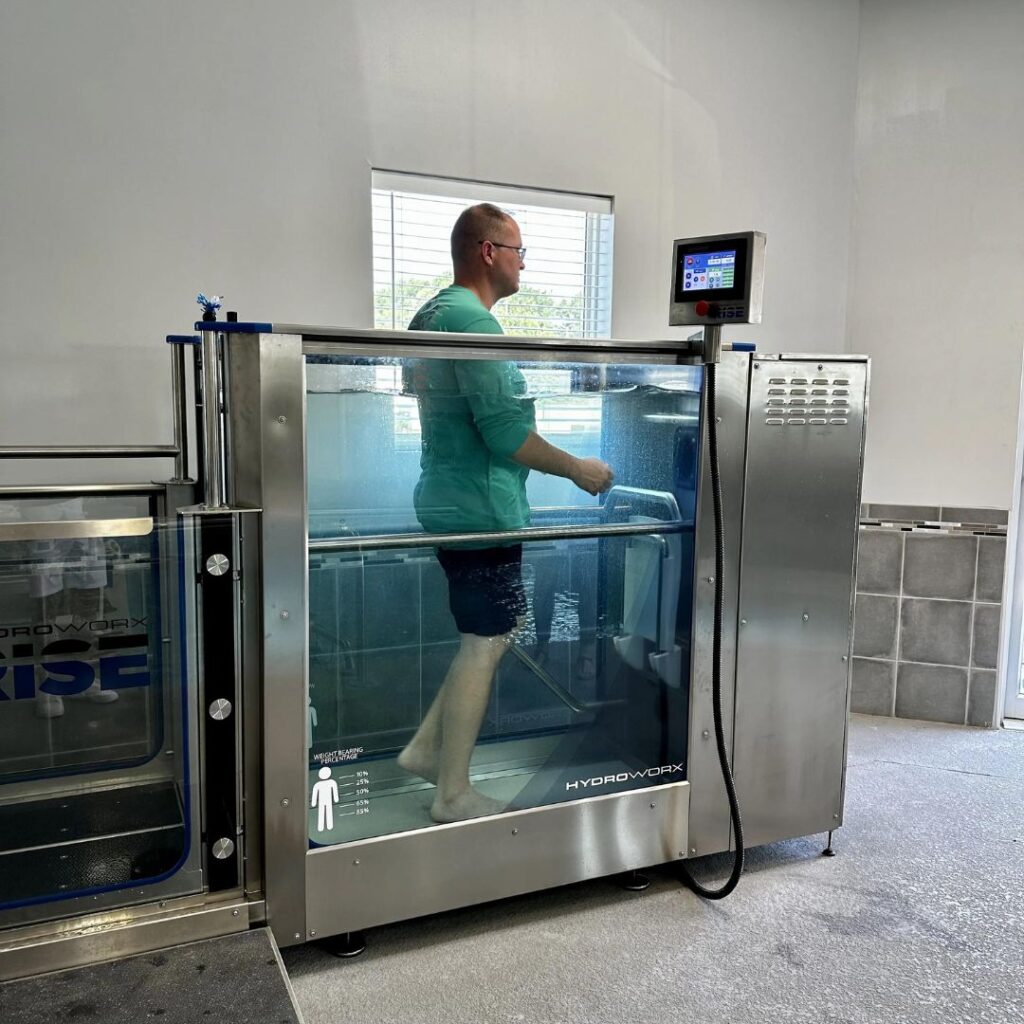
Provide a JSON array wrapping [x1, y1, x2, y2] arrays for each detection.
[[397, 744, 439, 785], [430, 789, 505, 823]]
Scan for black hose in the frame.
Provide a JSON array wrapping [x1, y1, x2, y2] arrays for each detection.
[[679, 360, 745, 899]]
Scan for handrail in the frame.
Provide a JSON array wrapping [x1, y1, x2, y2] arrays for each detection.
[[0, 483, 164, 497], [0, 446, 179, 460], [0, 517, 155, 542], [308, 520, 689, 554]]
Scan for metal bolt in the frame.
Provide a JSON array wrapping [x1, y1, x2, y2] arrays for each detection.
[[310, 930, 317, 937], [841, 655, 848, 662], [280, 610, 290, 620], [281, 798, 290, 807], [649, 802, 656, 809], [205, 553, 230, 576], [277, 415, 287, 424], [818, 364, 824, 371], [754, 363, 760, 369], [353, 859, 360, 866], [833, 813, 840, 820], [740, 618, 747, 626], [294, 933, 301, 941], [232, 909, 240, 917], [511, 828, 519, 835], [702, 730, 710, 739], [802, 613, 809, 622], [678, 851, 685, 858], [715, 416, 722, 423], [212, 837, 235, 860], [690, 847, 697, 855], [209, 698, 233, 721], [706, 576, 715, 584]]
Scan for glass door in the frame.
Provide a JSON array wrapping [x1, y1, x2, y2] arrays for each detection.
[[304, 352, 702, 845], [0, 497, 200, 917]]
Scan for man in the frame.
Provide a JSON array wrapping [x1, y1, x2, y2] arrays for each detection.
[[398, 203, 614, 822]]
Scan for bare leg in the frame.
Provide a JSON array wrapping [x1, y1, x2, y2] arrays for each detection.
[[397, 678, 449, 784], [430, 631, 510, 823], [399, 629, 513, 818]]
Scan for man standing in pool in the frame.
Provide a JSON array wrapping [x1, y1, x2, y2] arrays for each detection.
[[398, 203, 614, 822]]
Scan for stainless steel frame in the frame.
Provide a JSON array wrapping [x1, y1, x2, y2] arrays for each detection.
[[220, 328, 867, 950], [0, 329, 869, 976]]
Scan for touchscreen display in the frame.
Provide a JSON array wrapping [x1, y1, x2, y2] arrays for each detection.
[[681, 250, 736, 291]]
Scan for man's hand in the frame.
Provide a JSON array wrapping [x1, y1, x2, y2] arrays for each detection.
[[570, 457, 614, 496]]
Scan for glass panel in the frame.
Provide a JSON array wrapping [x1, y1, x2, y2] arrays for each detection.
[[0, 507, 197, 911], [306, 354, 701, 845]]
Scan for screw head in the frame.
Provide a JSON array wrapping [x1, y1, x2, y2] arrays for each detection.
[[842, 655, 848, 662], [511, 828, 519, 835], [740, 618, 747, 626], [702, 729, 710, 739], [690, 847, 697, 855], [802, 613, 809, 622], [310, 930, 317, 937], [232, 909, 240, 917], [280, 610, 290, 620], [281, 798, 290, 807], [209, 698, 233, 721], [706, 576, 715, 584], [649, 802, 656, 809], [277, 415, 287, 424], [205, 553, 230, 576], [211, 837, 235, 860], [294, 933, 301, 941], [353, 859, 360, 865]]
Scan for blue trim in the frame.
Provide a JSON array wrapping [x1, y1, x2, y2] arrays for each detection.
[[730, 342, 757, 352], [166, 334, 201, 345], [194, 321, 273, 333]]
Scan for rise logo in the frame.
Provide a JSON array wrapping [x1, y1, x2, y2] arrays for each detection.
[[0, 632, 151, 700]]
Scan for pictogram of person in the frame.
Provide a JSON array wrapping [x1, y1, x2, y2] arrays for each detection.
[[311, 765, 339, 832]]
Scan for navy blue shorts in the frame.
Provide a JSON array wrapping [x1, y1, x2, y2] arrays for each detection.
[[436, 544, 526, 637]]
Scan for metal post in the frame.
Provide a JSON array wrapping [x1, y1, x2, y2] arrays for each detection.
[[202, 330, 226, 508], [170, 342, 190, 482], [193, 345, 206, 501], [703, 324, 722, 364]]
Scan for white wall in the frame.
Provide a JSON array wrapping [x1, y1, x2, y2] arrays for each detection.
[[0, 1, 861, 485], [849, 0, 1024, 508]]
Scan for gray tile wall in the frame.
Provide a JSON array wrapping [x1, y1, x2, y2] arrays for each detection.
[[851, 518, 1006, 728]]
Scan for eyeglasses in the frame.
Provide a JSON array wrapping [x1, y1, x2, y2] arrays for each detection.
[[479, 240, 527, 260]]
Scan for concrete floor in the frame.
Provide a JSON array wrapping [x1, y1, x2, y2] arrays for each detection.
[[283, 715, 1024, 1024]]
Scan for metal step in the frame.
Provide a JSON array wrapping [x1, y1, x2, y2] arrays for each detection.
[[0, 928, 304, 1023]]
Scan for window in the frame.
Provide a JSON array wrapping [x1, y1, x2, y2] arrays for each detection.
[[371, 171, 613, 440]]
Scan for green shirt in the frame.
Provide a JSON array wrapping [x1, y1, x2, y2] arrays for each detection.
[[407, 286, 535, 537]]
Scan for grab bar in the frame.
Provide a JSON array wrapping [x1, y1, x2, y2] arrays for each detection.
[[307, 520, 689, 554], [0, 446, 179, 460]]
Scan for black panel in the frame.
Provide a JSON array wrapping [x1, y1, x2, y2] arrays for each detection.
[[198, 514, 239, 890]]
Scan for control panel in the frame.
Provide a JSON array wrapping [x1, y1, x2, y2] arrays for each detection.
[[669, 231, 766, 327]]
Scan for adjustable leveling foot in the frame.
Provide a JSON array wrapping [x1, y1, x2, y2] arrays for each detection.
[[321, 931, 367, 958], [617, 870, 651, 891]]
